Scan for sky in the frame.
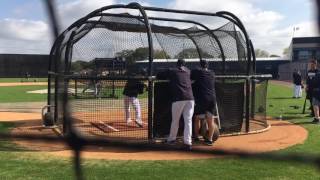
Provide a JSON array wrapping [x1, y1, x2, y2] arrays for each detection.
[[0, 0, 318, 56]]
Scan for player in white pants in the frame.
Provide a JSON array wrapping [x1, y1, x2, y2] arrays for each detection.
[[293, 85, 302, 98], [168, 100, 194, 146], [157, 58, 194, 150], [123, 77, 145, 127], [124, 96, 142, 124], [292, 69, 302, 98]]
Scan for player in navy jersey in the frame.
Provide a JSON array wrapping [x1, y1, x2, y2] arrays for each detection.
[[191, 60, 218, 146], [157, 58, 194, 150]]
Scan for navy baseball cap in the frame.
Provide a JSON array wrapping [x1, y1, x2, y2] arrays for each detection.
[[200, 59, 209, 68], [177, 58, 186, 67]]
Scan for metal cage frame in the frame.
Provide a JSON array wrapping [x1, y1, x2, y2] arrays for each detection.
[[47, 2, 270, 140]]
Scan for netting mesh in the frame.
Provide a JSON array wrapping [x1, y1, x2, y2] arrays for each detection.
[[215, 79, 245, 134], [250, 79, 268, 130], [67, 14, 247, 71], [48, 10, 267, 141], [68, 79, 148, 140]]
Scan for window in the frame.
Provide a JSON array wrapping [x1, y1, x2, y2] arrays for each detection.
[[297, 50, 312, 60], [316, 50, 320, 60], [293, 50, 299, 61]]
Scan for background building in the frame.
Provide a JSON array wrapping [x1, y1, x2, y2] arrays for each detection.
[[290, 37, 320, 62], [278, 37, 320, 80], [1, 37, 319, 79], [0, 54, 49, 78]]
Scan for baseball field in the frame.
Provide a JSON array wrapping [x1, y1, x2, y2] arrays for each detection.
[[0, 79, 320, 179]]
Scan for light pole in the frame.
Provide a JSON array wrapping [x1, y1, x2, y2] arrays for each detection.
[[292, 26, 300, 38]]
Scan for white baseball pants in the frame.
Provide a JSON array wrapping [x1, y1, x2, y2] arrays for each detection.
[[124, 96, 142, 123], [293, 85, 302, 98], [167, 100, 195, 145]]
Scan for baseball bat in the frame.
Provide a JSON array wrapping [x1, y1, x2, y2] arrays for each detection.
[[302, 96, 307, 114]]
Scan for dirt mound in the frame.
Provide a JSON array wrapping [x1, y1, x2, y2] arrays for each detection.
[[2, 112, 308, 160]]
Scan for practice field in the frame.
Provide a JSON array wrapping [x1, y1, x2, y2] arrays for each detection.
[[0, 82, 320, 179], [0, 78, 47, 83], [0, 85, 47, 103]]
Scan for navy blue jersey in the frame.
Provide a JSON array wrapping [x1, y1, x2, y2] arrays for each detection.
[[157, 67, 194, 102], [306, 69, 319, 98], [292, 72, 302, 85], [191, 68, 216, 105], [312, 72, 320, 100], [123, 79, 144, 97]]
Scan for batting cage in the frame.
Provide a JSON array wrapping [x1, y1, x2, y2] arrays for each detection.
[[45, 2, 271, 142]]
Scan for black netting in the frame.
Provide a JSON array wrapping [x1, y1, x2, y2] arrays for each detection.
[[215, 80, 245, 134], [250, 79, 268, 130], [61, 14, 248, 73], [214, 78, 269, 134], [68, 78, 149, 141], [47, 10, 266, 141]]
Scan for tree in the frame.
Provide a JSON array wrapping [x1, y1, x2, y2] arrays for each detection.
[[254, 49, 270, 57], [116, 48, 170, 74], [116, 49, 135, 58], [154, 50, 170, 59], [70, 61, 84, 72], [132, 47, 149, 61], [282, 47, 290, 56], [116, 48, 170, 62], [70, 60, 95, 72], [269, 54, 280, 58], [175, 48, 214, 59]]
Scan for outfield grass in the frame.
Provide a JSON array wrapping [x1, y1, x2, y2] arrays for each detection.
[[0, 82, 319, 179], [0, 78, 47, 83], [0, 85, 146, 103], [0, 85, 47, 103], [76, 87, 148, 99]]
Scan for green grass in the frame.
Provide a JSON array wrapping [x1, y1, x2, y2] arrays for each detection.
[[0, 85, 147, 103], [0, 78, 47, 83], [0, 85, 47, 103], [0, 82, 320, 179], [76, 87, 148, 99], [0, 122, 24, 151], [267, 83, 306, 118]]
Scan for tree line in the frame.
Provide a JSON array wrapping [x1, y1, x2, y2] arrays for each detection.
[[71, 47, 287, 72]]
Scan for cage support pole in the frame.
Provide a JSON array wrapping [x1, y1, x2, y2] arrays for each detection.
[[127, 2, 155, 140], [245, 78, 250, 132], [62, 31, 76, 133], [44, 0, 61, 123], [250, 40, 256, 119]]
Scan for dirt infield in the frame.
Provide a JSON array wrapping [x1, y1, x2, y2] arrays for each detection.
[[0, 112, 41, 121], [2, 112, 308, 160]]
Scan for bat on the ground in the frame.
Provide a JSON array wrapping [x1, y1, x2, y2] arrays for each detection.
[[302, 97, 307, 114]]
